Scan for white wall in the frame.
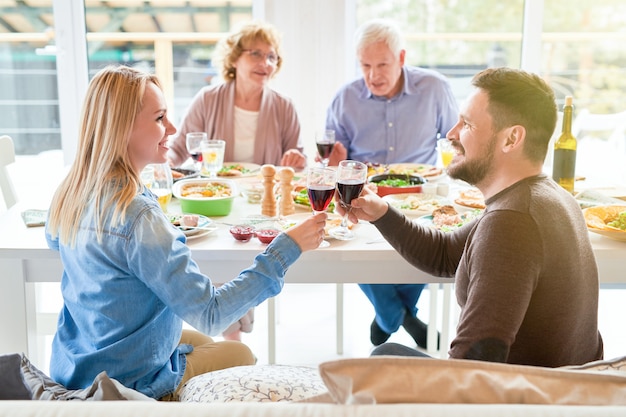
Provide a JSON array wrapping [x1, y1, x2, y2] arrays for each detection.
[[257, 0, 357, 162]]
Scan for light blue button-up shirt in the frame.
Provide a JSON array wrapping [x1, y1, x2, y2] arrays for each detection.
[[45, 187, 300, 398], [326, 66, 459, 165]]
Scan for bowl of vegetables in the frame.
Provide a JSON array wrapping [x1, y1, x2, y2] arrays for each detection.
[[172, 178, 237, 216], [368, 173, 426, 197]]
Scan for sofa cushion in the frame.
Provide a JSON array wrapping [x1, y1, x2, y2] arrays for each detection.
[[0, 353, 32, 400], [316, 356, 626, 405], [179, 364, 327, 403], [19, 354, 153, 401]]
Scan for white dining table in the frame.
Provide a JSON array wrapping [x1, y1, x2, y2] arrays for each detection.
[[1, 183, 625, 367]]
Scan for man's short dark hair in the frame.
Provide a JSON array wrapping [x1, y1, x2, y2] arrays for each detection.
[[472, 67, 558, 163]]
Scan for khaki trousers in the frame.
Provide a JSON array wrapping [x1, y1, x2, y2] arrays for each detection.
[[160, 329, 256, 401]]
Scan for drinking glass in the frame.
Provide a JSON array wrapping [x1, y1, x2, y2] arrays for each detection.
[[186, 132, 207, 170], [329, 160, 367, 240], [148, 163, 173, 212], [316, 129, 335, 168], [437, 138, 455, 169], [306, 167, 337, 248], [201, 139, 226, 178]]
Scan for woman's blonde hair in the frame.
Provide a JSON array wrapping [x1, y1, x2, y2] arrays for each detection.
[[213, 20, 283, 81], [47, 65, 161, 246]]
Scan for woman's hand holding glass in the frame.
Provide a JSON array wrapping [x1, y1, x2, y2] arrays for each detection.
[[306, 167, 337, 248]]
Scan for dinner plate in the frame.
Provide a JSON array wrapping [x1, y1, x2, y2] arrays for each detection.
[[387, 163, 444, 181], [168, 214, 217, 238], [215, 162, 261, 178], [415, 210, 481, 232], [587, 228, 626, 242], [582, 205, 626, 242], [280, 212, 354, 238], [452, 188, 486, 212], [383, 193, 452, 217]]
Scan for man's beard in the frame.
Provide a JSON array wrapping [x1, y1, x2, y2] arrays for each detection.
[[447, 135, 496, 186]]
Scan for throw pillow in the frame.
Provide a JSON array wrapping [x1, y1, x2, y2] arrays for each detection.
[[179, 364, 327, 403], [0, 353, 32, 400], [317, 356, 626, 405], [19, 354, 153, 401]]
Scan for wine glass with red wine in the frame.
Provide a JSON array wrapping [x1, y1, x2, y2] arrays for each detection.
[[186, 132, 207, 170], [306, 167, 337, 248], [316, 130, 335, 168], [329, 160, 367, 241]]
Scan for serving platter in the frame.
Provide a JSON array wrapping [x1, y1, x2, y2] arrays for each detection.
[[582, 205, 626, 242], [383, 193, 451, 217], [387, 163, 444, 181]]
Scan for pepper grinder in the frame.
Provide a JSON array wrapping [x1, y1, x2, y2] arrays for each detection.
[[261, 164, 277, 217], [277, 167, 296, 217]]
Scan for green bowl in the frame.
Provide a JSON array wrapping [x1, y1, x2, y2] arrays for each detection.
[[172, 178, 238, 217]]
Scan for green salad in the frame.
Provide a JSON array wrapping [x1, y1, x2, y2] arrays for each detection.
[[608, 211, 626, 230], [375, 178, 412, 187]]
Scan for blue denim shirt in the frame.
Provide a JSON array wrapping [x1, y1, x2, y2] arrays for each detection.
[[45, 187, 300, 398], [325, 66, 459, 165]]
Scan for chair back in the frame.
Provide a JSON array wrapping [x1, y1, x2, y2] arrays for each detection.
[[572, 109, 626, 143], [0, 135, 18, 209]]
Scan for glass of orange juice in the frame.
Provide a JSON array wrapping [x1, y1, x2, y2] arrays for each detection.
[[147, 163, 173, 211], [437, 138, 455, 168]]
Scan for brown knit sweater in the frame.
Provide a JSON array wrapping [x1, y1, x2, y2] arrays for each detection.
[[373, 174, 603, 367]]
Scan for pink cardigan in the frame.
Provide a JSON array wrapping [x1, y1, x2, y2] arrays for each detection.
[[167, 81, 303, 167]]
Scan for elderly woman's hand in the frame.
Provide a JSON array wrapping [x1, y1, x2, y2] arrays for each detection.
[[284, 211, 327, 252], [280, 149, 307, 170]]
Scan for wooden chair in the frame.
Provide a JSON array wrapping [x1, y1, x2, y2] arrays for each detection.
[[0, 135, 18, 210]]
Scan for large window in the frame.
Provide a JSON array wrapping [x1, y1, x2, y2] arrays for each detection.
[[357, 0, 626, 184], [1, 0, 625, 184]]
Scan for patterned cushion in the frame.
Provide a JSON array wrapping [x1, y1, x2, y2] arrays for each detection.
[[179, 365, 327, 403]]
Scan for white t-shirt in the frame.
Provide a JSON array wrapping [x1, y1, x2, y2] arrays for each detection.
[[233, 106, 258, 163]]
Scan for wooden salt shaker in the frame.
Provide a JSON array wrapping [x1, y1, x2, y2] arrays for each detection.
[[277, 167, 296, 217], [261, 164, 277, 217]]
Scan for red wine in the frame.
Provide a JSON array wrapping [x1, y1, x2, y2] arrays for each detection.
[[316, 142, 334, 159], [307, 186, 335, 212], [337, 180, 364, 206], [190, 152, 203, 162]]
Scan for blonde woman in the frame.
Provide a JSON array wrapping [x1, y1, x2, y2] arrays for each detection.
[[167, 20, 306, 170], [46, 65, 326, 400]]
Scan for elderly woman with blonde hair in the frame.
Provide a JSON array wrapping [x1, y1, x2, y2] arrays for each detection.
[[167, 20, 306, 169]]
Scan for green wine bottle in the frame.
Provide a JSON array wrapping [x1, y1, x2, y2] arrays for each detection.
[[552, 96, 577, 193]]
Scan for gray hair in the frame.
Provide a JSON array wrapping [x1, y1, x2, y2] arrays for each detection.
[[354, 19, 404, 56]]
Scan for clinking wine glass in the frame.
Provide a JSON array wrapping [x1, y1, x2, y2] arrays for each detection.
[[329, 160, 367, 241], [186, 132, 207, 170], [316, 129, 335, 168], [306, 167, 337, 248]]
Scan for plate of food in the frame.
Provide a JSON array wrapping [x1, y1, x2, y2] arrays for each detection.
[[216, 162, 261, 177], [453, 188, 486, 211], [167, 213, 217, 239], [387, 163, 444, 181], [171, 167, 200, 182], [415, 205, 482, 232], [383, 193, 452, 217], [279, 213, 354, 238], [582, 205, 626, 242]]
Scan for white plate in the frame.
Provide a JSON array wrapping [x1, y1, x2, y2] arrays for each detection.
[[415, 210, 482, 232], [386, 163, 444, 180], [168, 214, 217, 238], [280, 213, 354, 238], [214, 162, 262, 178], [383, 193, 452, 217], [587, 228, 626, 242]]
